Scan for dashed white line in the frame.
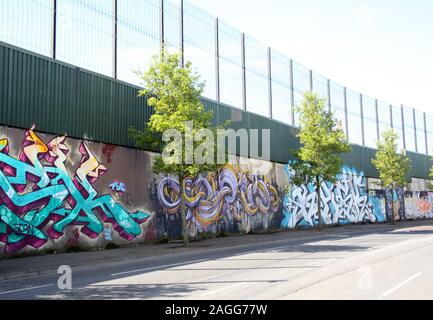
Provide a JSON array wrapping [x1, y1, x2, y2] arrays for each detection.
[[199, 282, 247, 297], [111, 243, 304, 277], [381, 272, 423, 297], [0, 284, 55, 296]]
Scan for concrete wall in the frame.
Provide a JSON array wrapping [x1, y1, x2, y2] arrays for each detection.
[[0, 126, 431, 258]]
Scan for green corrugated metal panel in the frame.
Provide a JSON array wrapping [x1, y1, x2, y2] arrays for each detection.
[[340, 145, 432, 180], [0, 41, 150, 150], [406, 150, 432, 179], [0, 41, 431, 179], [201, 98, 299, 164], [342, 145, 378, 177]]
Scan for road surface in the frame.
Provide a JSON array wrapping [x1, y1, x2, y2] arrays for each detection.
[[1, 222, 433, 300]]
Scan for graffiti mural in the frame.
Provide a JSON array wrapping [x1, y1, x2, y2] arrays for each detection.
[[405, 192, 433, 220], [281, 164, 386, 229], [110, 180, 127, 193], [2, 126, 433, 258], [157, 165, 280, 235], [384, 188, 405, 222], [0, 128, 150, 254]]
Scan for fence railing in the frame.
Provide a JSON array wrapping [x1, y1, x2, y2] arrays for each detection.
[[1, 0, 432, 155]]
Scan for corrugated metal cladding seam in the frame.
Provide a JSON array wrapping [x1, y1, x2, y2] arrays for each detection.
[[0, 42, 430, 179]]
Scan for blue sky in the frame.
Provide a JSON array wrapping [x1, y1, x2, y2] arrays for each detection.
[[188, 0, 433, 114]]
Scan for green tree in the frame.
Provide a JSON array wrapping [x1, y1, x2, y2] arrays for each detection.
[[428, 160, 433, 191], [372, 129, 411, 224], [129, 50, 225, 246], [290, 92, 351, 229]]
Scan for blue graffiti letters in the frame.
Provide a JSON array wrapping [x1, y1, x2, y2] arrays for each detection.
[[0, 129, 150, 253]]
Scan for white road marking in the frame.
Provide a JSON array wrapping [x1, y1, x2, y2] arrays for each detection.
[[0, 284, 55, 296], [111, 259, 207, 277], [264, 245, 294, 252], [199, 282, 247, 297], [111, 243, 299, 278], [232, 244, 293, 257], [381, 272, 423, 297]]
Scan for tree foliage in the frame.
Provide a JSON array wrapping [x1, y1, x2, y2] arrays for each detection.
[[129, 50, 224, 179], [290, 92, 351, 186], [372, 129, 411, 190], [129, 50, 226, 246], [428, 153, 433, 190], [290, 92, 351, 228]]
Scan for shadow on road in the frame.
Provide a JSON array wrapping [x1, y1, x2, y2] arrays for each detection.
[[37, 283, 200, 300], [272, 244, 369, 253], [4, 220, 432, 300], [26, 242, 371, 299], [36, 280, 291, 300]]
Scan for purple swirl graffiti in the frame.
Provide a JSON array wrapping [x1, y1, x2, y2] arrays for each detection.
[[158, 165, 280, 229]]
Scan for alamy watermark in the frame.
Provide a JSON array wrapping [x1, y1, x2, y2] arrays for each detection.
[[161, 121, 271, 165], [57, 265, 72, 290], [357, 265, 373, 291]]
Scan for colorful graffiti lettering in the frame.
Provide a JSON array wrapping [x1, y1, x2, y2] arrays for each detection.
[[110, 180, 126, 193], [3, 126, 433, 258], [281, 164, 386, 229], [157, 165, 280, 230], [0, 129, 150, 253], [384, 187, 405, 221], [103, 227, 113, 241], [405, 192, 433, 220]]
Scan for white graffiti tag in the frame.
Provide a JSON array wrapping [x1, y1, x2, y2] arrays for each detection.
[[282, 166, 379, 229]]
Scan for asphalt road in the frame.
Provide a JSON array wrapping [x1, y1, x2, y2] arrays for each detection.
[[1, 223, 433, 300]]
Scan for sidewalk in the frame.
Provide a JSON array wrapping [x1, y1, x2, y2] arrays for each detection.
[[1, 220, 432, 281]]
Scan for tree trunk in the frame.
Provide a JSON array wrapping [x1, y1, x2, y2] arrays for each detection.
[[316, 176, 323, 230], [391, 187, 396, 225], [180, 178, 189, 247]]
